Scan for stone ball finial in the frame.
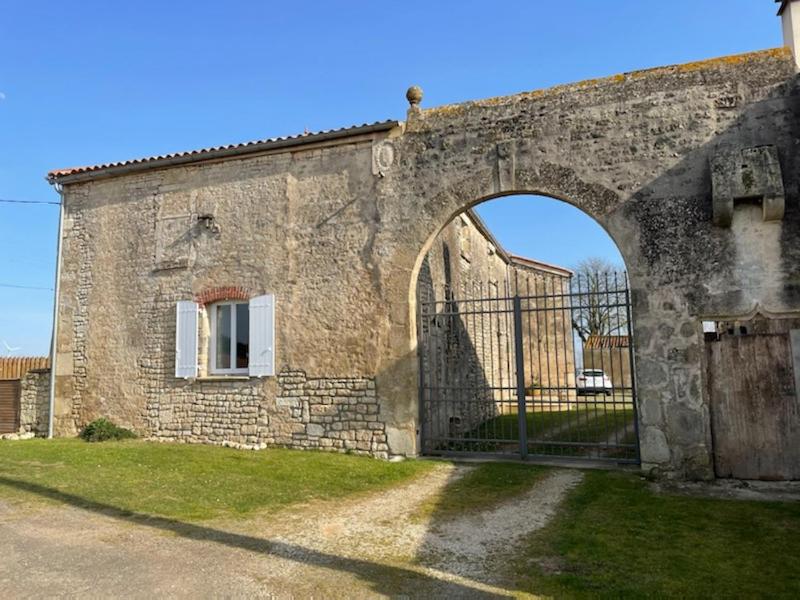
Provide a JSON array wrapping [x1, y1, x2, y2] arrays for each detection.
[[406, 85, 423, 107]]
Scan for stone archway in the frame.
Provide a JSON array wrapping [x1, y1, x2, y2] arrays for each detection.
[[410, 190, 640, 463], [371, 49, 797, 480], [395, 175, 663, 470]]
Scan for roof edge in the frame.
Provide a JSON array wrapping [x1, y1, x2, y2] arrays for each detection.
[[421, 47, 792, 119], [48, 120, 402, 185], [509, 254, 574, 277], [463, 208, 511, 263]]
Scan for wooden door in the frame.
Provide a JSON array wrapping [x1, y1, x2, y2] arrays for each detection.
[[0, 380, 21, 434], [706, 329, 800, 480]]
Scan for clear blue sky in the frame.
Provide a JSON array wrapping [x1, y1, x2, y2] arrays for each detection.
[[0, 1, 782, 355]]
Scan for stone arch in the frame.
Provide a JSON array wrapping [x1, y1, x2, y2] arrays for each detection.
[[388, 158, 657, 465], [406, 165, 639, 347], [195, 286, 252, 307]]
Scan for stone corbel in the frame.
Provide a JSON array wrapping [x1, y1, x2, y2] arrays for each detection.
[[710, 145, 785, 227]]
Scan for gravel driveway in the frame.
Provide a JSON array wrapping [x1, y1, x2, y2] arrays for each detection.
[[0, 464, 581, 599]]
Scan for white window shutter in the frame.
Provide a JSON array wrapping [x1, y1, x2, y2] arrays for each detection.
[[249, 294, 275, 377], [175, 301, 199, 378]]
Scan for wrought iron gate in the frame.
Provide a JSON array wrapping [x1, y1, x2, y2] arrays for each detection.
[[417, 272, 640, 464]]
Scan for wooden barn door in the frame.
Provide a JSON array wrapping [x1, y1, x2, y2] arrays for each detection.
[[0, 380, 21, 434], [706, 319, 800, 480]]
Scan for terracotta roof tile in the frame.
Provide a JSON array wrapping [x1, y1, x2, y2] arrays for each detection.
[[48, 120, 400, 184], [584, 335, 630, 349]]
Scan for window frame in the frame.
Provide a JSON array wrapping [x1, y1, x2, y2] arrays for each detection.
[[208, 301, 250, 375]]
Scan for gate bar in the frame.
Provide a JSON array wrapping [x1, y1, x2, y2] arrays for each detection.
[[513, 295, 528, 459]]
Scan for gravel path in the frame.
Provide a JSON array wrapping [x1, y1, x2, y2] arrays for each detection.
[[0, 464, 582, 598]]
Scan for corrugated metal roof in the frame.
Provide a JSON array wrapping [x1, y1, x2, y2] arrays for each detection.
[[584, 335, 630, 349], [47, 120, 400, 184]]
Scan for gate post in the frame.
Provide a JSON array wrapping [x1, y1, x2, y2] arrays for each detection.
[[513, 295, 528, 459]]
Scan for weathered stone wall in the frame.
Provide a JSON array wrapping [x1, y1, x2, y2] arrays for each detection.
[[19, 369, 50, 436], [418, 212, 513, 441], [511, 263, 577, 397], [147, 369, 387, 456], [52, 47, 800, 478], [53, 128, 405, 456]]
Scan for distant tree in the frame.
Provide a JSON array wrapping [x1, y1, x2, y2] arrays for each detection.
[[571, 257, 628, 342]]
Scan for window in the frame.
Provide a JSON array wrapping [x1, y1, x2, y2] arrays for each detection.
[[210, 302, 250, 374], [175, 294, 275, 379]]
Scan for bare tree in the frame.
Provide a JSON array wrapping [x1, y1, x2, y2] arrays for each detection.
[[571, 257, 628, 342]]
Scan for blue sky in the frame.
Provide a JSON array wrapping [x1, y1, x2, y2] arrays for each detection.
[[0, 1, 782, 354]]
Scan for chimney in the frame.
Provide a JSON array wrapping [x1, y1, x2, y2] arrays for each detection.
[[778, 0, 800, 68]]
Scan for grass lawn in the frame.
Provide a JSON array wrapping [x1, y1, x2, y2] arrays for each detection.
[[3, 440, 799, 597], [510, 470, 800, 598], [475, 408, 635, 442], [0, 439, 435, 521], [458, 409, 637, 459]]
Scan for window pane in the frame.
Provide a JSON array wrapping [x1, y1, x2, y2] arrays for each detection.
[[236, 303, 249, 369], [215, 304, 231, 370]]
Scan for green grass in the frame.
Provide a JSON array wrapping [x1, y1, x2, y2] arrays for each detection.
[[0, 439, 435, 521], [415, 462, 548, 521], [472, 409, 634, 443], [510, 470, 800, 598], [454, 409, 636, 459]]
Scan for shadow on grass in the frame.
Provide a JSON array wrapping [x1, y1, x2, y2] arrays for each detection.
[[0, 476, 509, 599]]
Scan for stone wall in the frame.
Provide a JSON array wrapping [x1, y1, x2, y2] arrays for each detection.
[[418, 211, 514, 440], [511, 262, 577, 396], [145, 368, 388, 457], [420, 211, 575, 394], [19, 369, 50, 436]]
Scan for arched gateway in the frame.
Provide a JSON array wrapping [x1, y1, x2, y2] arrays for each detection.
[[413, 196, 638, 464], [48, 42, 800, 480]]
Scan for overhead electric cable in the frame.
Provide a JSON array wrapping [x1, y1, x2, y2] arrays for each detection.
[[0, 283, 54, 291], [0, 198, 60, 205]]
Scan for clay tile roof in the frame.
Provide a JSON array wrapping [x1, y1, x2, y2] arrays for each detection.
[[584, 335, 630, 349], [47, 120, 400, 184], [0, 356, 50, 379]]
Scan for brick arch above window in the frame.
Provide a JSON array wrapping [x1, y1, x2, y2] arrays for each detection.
[[195, 286, 251, 307]]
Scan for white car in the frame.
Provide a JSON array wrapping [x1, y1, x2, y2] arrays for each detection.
[[576, 369, 613, 395]]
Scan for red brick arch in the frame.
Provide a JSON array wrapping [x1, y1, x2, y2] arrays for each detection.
[[194, 286, 251, 307]]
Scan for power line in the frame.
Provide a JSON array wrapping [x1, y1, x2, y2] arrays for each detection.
[[0, 198, 60, 206], [0, 283, 53, 291]]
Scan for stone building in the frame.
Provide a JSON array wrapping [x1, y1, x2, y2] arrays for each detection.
[[417, 209, 574, 442], [45, 4, 800, 478]]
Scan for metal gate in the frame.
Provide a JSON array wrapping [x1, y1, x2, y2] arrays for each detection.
[[418, 272, 640, 464]]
